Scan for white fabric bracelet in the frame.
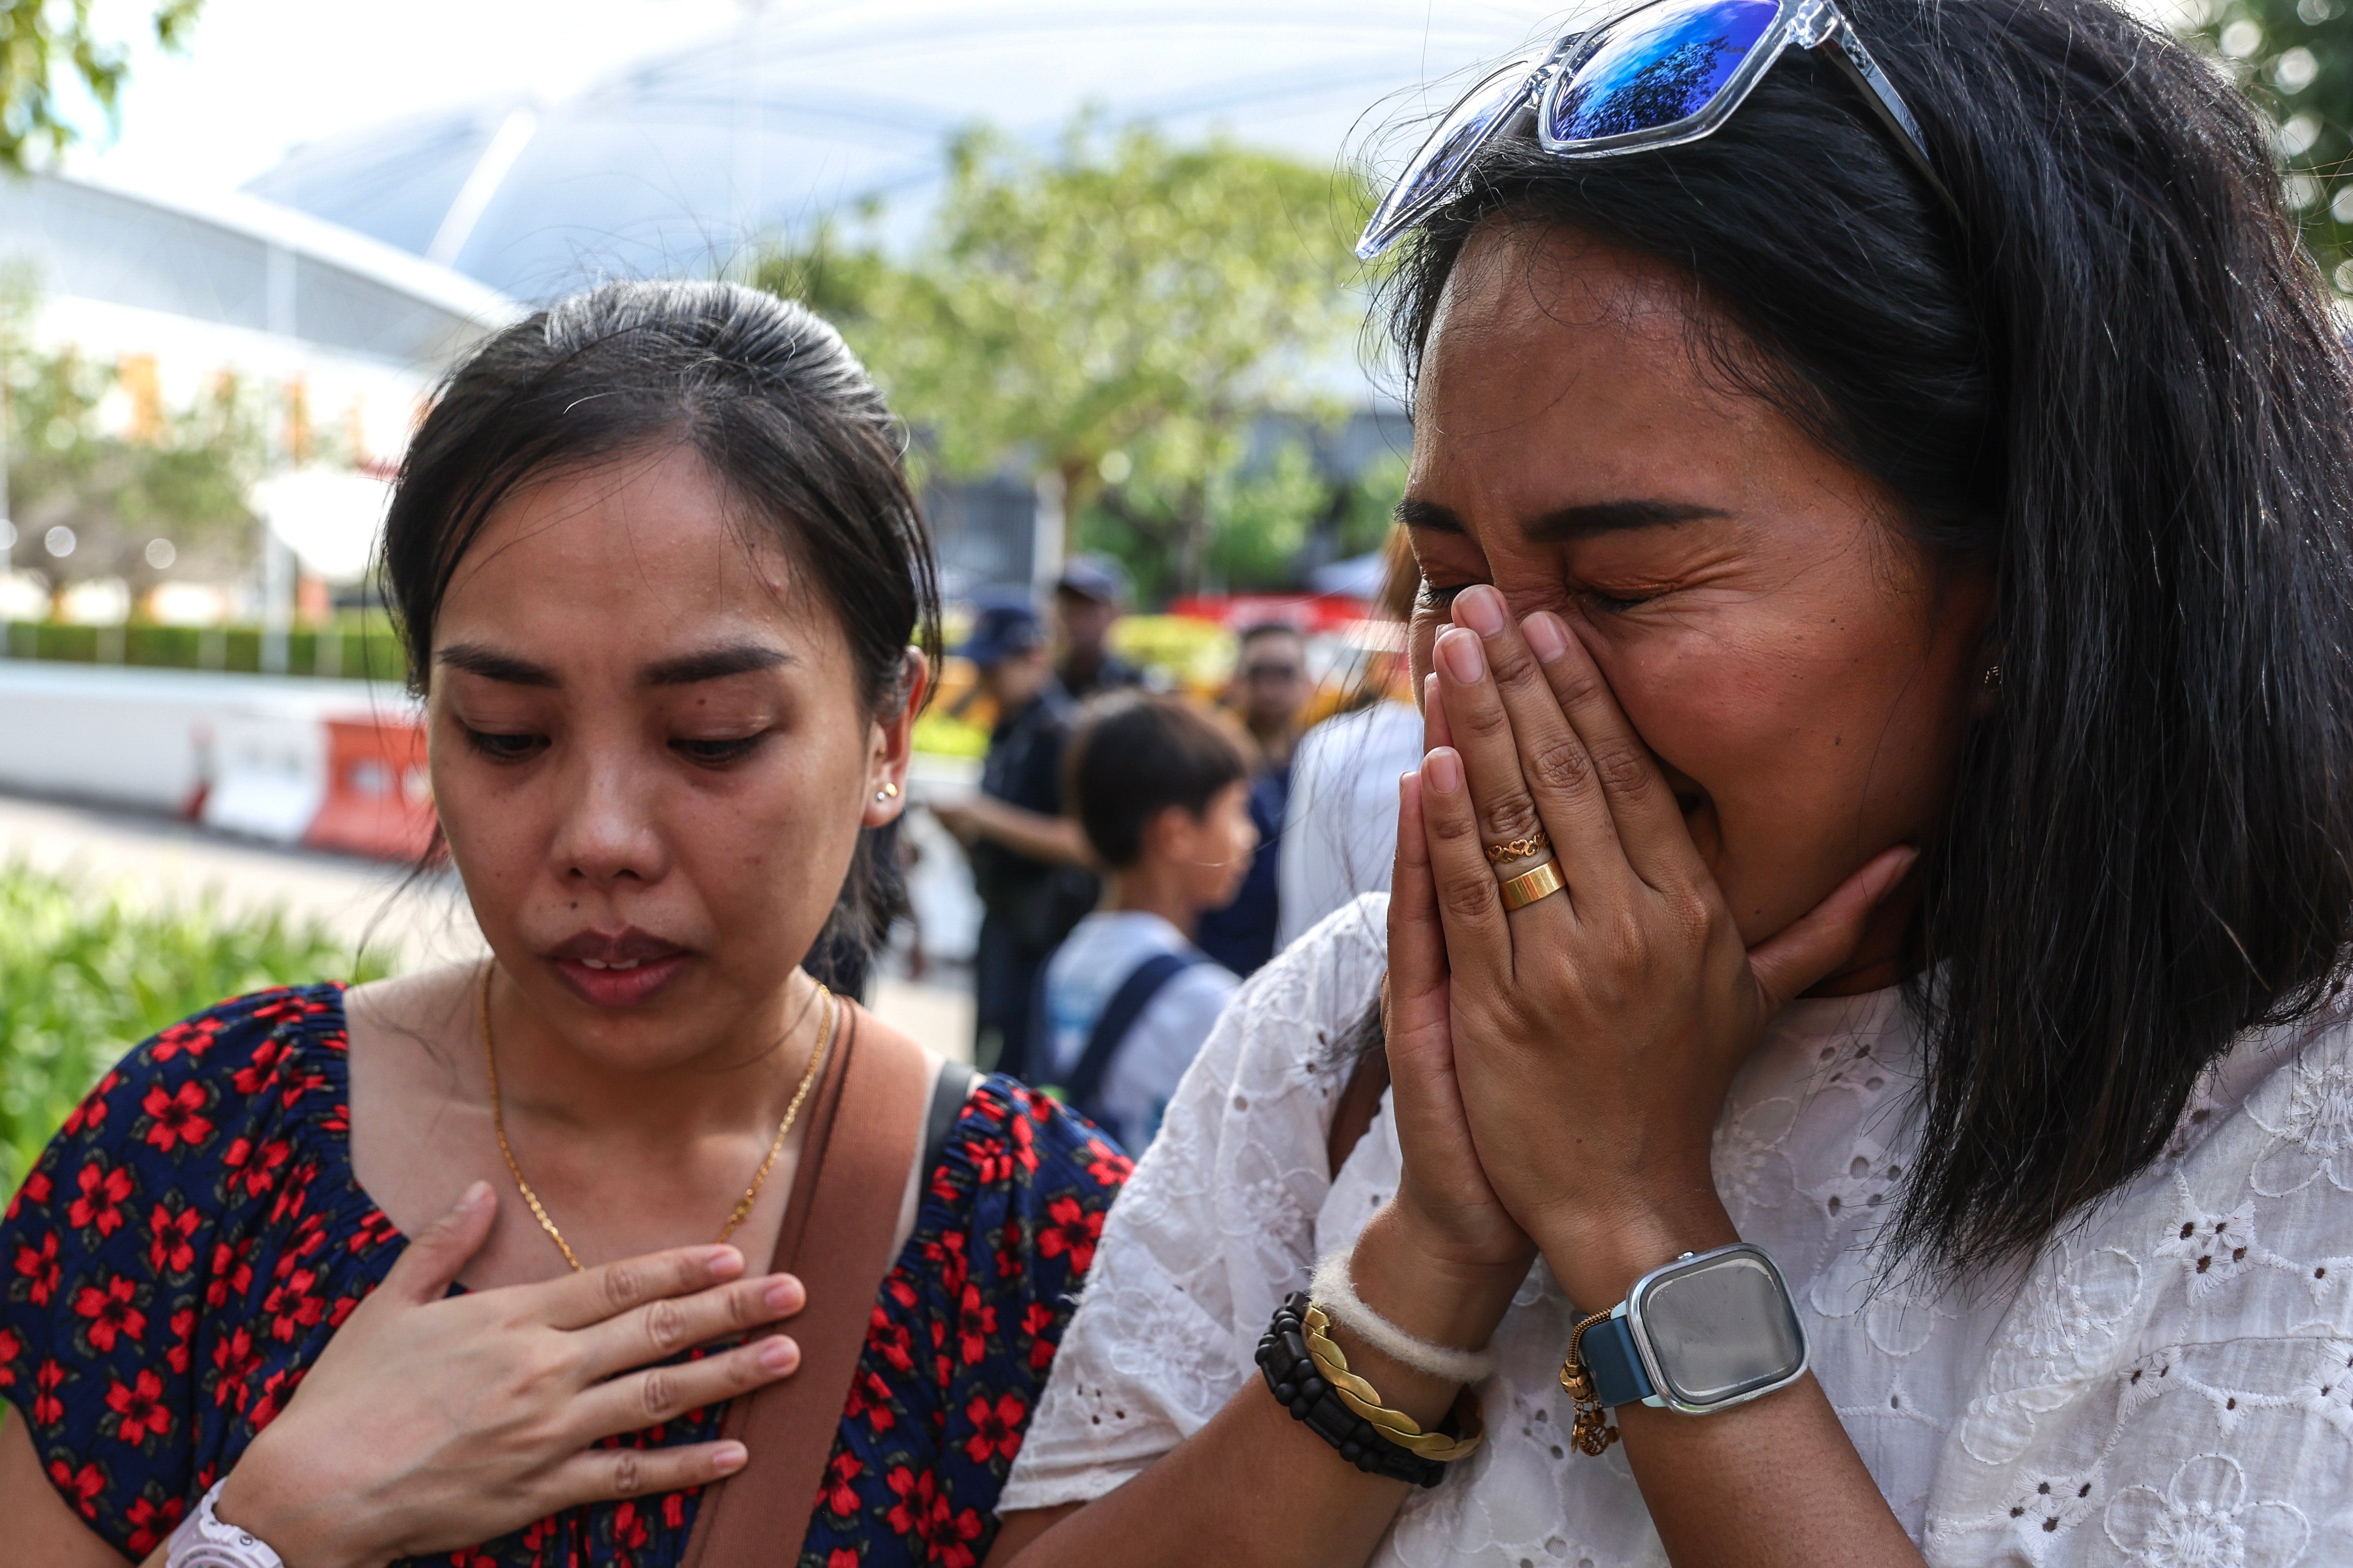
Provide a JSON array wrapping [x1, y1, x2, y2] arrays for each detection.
[[1310, 1251, 1500, 1384], [166, 1480, 287, 1568]]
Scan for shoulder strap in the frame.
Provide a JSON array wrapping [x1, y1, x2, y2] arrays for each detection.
[[682, 1000, 931, 1568], [1063, 950, 1206, 1114], [924, 1059, 978, 1178]]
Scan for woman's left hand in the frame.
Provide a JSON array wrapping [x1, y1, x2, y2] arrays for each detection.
[[1414, 585, 1912, 1306]]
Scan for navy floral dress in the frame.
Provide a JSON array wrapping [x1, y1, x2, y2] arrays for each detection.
[[0, 986, 1131, 1566]]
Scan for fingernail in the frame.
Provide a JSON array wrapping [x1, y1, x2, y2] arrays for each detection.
[[1523, 612, 1569, 663], [702, 1245, 744, 1279], [1438, 628, 1485, 683], [713, 1442, 748, 1473], [458, 1180, 492, 1212], [1421, 671, 1439, 710], [764, 1276, 803, 1313], [1453, 584, 1505, 637], [760, 1336, 799, 1372], [1425, 748, 1463, 794]]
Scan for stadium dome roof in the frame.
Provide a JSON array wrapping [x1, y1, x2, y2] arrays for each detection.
[[243, 1, 1558, 304]]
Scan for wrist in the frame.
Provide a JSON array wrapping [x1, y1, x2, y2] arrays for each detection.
[[1528, 1187, 1739, 1311], [1351, 1201, 1526, 1359], [214, 1451, 383, 1568]]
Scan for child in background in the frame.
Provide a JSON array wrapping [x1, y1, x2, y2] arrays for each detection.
[[1041, 695, 1258, 1150]]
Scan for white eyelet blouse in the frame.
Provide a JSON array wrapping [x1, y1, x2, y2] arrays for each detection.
[[999, 895, 2353, 1566]]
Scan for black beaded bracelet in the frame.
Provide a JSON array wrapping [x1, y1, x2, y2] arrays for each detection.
[[1255, 1291, 1450, 1487]]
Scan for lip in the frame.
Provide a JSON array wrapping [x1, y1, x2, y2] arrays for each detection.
[[545, 927, 691, 1008]]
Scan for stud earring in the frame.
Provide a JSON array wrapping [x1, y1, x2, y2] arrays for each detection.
[[1981, 664, 2002, 689], [875, 781, 900, 803]]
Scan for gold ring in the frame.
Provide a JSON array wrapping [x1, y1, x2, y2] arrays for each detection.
[[1498, 860, 1565, 911], [1484, 828, 1552, 865]]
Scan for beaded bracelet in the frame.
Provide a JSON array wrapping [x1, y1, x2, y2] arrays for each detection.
[[1255, 1292, 1484, 1487]]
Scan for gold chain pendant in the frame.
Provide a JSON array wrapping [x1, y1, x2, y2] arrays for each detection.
[[478, 961, 836, 1271]]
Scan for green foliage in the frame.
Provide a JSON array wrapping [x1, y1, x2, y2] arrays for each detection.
[[0, 860, 389, 1197], [2194, 0, 2353, 293], [753, 116, 1376, 598], [0, 0, 201, 169], [1, 618, 411, 682], [3, 281, 268, 587]]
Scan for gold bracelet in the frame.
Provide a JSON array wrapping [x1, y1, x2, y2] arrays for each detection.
[[1302, 1303, 1487, 1462]]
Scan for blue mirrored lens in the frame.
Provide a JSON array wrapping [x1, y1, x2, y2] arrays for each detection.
[[1547, 0, 1778, 144], [1363, 56, 1539, 254]]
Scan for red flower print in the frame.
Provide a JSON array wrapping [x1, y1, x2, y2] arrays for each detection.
[[662, 1491, 687, 1530], [886, 1466, 986, 1568], [969, 1137, 1014, 1186], [230, 1035, 287, 1096], [828, 1552, 859, 1568], [68, 1160, 133, 1236], [72, 1275, 147, 1352], [845, 1366, 897, 1433], [33, 1358, 66, 1425], [222, 1135, 292, 1199], [1034, 1194, 1103, 1276], [61, 1071, 120, 1136], [962, 1390, 1027, 1465], [613, 1498, 648, 1548], [867, 1308, 915, 1375], [124, 1492, 186, 1555], [106, 1367, 171, 1444], [820, 1448, 863, 1517], [956, 1282, 997, 1367], [249, 1364, 304, 1427], [212, 1324, 260, 1408], [0, 1325, 17, 1387], [166, 1308, 196, 1376], [141, 1080, 215, 1152], [47, 1458, 104, 1517], [148, 1201, 201, 1276], [1082, 1137, 1132, 1188], [1022, 1301, 1059, 1371], [151, 1014, 224, 1060], [205, 1238, 255, 1308], [6, 1166, 52, 1219]]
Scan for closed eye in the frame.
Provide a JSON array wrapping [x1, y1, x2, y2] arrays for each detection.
[[671, 734, 768, 767], [463, 727, 547, 763], [1582, 588, 1660, 615]]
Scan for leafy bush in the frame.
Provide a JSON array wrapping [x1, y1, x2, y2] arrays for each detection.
[[0, 862, 391, 1197]]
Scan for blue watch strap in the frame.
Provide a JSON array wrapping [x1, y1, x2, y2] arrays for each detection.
[[1580, 1313, 1652, 1408]]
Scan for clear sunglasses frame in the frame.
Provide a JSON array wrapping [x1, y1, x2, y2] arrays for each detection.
[[1355, 0, 1958, 262]]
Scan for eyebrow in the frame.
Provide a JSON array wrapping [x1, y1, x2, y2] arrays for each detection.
[[1395, 495, 1729, 542], [434, 640, 794, 688]]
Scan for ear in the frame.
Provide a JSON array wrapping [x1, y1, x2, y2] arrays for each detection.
[[1139, 801, 1197, 862], [864, 647, 929, 828]]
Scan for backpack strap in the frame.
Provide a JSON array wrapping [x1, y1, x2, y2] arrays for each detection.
[[1060, 949, 1207, 1122]]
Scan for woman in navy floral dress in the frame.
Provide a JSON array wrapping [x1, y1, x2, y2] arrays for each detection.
[[0, 282, 1129, 1567]]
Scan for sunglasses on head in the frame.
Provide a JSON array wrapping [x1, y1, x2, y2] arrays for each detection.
[[1356, 0, 1957, 261]]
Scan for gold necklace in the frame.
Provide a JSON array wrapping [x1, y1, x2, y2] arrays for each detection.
[[477, 961, 836, 1272]]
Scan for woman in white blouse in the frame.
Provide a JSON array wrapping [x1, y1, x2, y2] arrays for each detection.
[[980, 0, 2353, 1564]]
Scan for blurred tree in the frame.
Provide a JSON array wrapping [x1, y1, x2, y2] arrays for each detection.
[[2194, 0, 2352, 294], [0, 0, 202, 169], [756, 117, 1376, 598], [3, 282, 265, 596]]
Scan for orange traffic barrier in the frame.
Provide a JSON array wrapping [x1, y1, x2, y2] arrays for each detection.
[[304, 716, 437, 861]]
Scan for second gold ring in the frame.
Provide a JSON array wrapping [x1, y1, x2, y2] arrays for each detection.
[[1498, 860, 1566, 911]]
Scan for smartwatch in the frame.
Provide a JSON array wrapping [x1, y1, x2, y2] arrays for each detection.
[[166, 1482, 287, 1568], [1574, 1242, 1807, 1414]]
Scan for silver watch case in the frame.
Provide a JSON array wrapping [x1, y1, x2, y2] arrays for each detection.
[[1615, 1242, 1809, 1414]]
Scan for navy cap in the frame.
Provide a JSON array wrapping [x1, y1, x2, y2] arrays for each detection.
[[961, 601, 1046, 669], [1054, 553, 1129, 606]]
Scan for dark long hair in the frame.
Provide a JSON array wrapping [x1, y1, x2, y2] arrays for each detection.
[[382, 280, 942, 996], [1378, 0, 2353, 1271]]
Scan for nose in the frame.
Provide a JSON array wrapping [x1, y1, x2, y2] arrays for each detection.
[[546, 742, 670, 889]]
